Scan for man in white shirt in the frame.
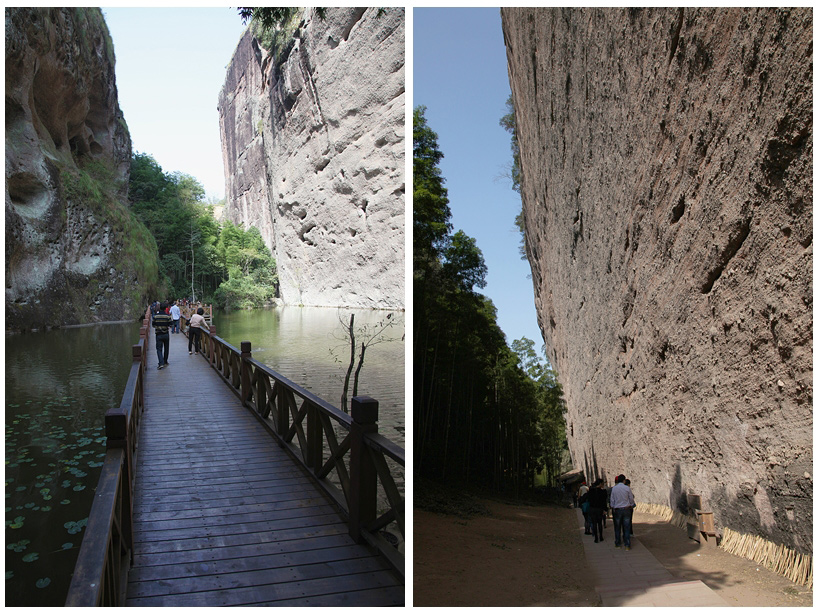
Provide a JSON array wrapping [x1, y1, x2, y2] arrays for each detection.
[[170, 301, 181, 334], [610, 474, 635, 549]]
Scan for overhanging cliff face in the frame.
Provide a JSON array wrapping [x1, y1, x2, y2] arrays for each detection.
[[503, 7, 812, 553], [6, 7, 157, 330], [219, 8, 405, 309]]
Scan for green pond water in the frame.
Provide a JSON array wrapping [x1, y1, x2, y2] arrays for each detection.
[[214, 307, 405, 447], [5, 306, 404, 605], [5, 321, 141, 606]]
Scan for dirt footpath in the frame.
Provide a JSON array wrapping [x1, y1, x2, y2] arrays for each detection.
[[414, 499, 598, 606], [414, 499, 812, 607], [633, 509, 812, 607]]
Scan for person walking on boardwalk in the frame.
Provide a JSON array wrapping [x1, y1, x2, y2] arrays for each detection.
[[170, 300, 181, 334], [578, 481, 591, 534], [625, 479, 635, 536], [610, 474, 635, 550], [588, 479, 608, 543], [153, 301, 173, 369], [188, 307, 210, 355]]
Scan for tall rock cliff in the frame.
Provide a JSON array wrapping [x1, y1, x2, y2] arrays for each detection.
[[6, 7, 158, 330], [219, 8, 405, 309], [503, 8, 812, 553]]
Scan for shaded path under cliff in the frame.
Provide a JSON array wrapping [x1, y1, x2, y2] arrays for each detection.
[[414, 499, 811, 607]]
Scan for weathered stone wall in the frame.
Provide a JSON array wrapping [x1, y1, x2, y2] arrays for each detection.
[[6, 8, 156, 330], [503, 7, 812, 553], [219, 8, 405, 309]]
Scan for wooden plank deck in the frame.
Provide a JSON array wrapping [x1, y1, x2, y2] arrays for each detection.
[[126, 332, 404, 606]]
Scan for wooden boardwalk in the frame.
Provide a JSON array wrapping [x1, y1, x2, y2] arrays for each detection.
[[125, 332, 404, 606]]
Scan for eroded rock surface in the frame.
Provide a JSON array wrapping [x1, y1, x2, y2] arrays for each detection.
[[503, 7, 811, 553], [219, 8, 405, 309], [6, 7, 156, 330]]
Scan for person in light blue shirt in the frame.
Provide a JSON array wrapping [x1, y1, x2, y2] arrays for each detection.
[[610, 474, 635, 549], [170, 301, 181, 333]]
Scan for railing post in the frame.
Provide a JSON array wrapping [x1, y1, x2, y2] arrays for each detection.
[[209, 325, 217, 367], [240, 341, 252, 406], [349, 396, 378, 543], [104, 407, 133, 554], [132, 344, 144, 407], [306, 402, 322, 471]]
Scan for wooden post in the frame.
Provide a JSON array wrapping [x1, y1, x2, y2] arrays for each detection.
[[209, 325, 216, 366], [132, 344, 144, 408], [349, 396, 378, 543], [240, 341, 252, 407], [307, 402, 322, 471], [275, 383, 287, 436], [104, 407, 133, 553]]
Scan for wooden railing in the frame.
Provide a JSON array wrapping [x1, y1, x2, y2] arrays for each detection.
[[187, 322, 405, 577], [64, 309, 150, 606]]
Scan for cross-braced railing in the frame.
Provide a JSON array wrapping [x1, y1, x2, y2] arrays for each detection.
[[191, 326, 405, 577]]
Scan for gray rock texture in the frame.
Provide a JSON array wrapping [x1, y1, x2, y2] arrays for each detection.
[[218, 8, 405, 310], [502, 7, 812, 553], [6, 7, 157, 330]]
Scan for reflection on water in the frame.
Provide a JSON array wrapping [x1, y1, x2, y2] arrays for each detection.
[[214, 306, 405, 446], [5, 322, 141, 606]]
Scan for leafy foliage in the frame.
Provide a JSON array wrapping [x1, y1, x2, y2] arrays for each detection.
[[60, 156, 161, 306], [212, 221, 277, 310], [128, 153, 276, 305], [414, 106, 566, 495]]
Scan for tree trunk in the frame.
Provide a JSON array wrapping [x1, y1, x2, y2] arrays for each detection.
[[341, 314, 355, 412]]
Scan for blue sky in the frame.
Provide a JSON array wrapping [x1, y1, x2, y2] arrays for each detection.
[[413, 8, 545, 356], [102, 7, 247, 201]]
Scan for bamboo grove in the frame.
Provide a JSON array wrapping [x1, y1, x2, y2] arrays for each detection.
[[413, 107, 567, 495]]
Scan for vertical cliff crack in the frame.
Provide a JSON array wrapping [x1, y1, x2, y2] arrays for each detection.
[[298, 53, 328, 136], [668, 8, 684, 65], [701, 217, 752, 294], [340, 8, 367, 41]]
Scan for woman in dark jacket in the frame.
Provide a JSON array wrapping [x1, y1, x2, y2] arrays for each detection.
[[588, 479, 608, 543]]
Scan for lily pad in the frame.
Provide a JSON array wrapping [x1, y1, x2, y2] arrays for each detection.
[[35, 577, 51, 588], [64, 518, 88, 535], [61, 542, 74, 550], [22, 553, 39, 563], [7, 540, 30, 553]]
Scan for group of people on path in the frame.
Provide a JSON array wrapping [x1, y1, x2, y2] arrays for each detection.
[[578, 474, 635, 549], [149, 300, 210, 370]]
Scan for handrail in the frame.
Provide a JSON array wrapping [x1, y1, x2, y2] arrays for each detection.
[[65, 308, 150, 606], [187, 324, 405, 577]]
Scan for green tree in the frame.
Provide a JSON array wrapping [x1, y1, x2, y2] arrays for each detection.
[[129, 152, 222, 300], [213, 221, 277, 310], [413, 106, 452, 277], [413, 106, 565, 495]]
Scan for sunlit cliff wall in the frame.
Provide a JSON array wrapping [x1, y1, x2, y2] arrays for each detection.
[[502, 7, 812, 553], [6, 7, 158, 330], [219, 8, 405, 309]]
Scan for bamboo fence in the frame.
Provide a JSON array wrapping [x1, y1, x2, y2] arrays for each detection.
[[720, 526, 812, 590], [635, 502, 688, 529], [636, 503, 812, 590]]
